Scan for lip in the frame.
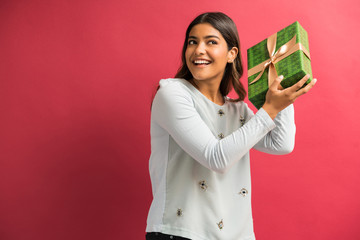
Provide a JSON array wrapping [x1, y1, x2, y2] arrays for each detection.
[[193, 63, 209, 68]]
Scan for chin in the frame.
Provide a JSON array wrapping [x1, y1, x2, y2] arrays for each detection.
[[190, 72, 212, 81], [192, 77, 210, 82]]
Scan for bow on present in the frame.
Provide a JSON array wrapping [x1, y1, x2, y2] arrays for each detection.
[[248, 33, 311, 86]]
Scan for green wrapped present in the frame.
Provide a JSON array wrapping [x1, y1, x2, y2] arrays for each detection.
[[247, 21, 312, 109]]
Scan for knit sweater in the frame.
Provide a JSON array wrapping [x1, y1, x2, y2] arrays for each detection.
[[146, 78, 295, 240]]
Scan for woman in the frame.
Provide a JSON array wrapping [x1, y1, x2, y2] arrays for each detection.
[[146, 12, 316, 240]]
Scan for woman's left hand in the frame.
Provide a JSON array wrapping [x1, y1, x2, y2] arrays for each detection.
[[262, 74, 317, 119]]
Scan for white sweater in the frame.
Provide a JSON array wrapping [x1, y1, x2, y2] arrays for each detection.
[[146, 78, 295, 240]]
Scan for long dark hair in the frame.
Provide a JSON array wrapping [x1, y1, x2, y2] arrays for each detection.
[[175, 12, 246, 102]]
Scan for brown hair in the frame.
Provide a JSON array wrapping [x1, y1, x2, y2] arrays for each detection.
[[175, 12, 246, 102]]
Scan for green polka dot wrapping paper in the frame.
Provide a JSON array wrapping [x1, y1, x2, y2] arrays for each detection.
[[247, 21, 313, 109]]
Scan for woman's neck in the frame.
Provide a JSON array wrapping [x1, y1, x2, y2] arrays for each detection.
[[190, 78, 224, 105]]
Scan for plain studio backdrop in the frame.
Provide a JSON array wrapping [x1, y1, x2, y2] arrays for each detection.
[[0, 0, 359, 239]]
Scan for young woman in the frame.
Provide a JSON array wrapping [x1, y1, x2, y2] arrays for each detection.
[[146, 12, 316, 240]]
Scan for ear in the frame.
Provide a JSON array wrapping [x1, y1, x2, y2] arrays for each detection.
[[227, 47, 238, 63]]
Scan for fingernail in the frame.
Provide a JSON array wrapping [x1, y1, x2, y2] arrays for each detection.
[[306, 74, 310, 78], [313, 78, 317, 83], [279, 75, 284, 80]]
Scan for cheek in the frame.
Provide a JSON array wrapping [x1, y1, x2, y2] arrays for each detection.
[[211, 49, 229, 62], [185, 49, 191, 64]]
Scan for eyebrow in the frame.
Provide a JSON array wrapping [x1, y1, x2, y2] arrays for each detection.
[[188, 35, 220, 40]]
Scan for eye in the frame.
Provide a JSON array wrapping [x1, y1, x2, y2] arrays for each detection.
[[188, 40, 197, 45], [208, 40, 218, 45]]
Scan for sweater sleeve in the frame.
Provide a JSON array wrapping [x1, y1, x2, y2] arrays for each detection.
[[151, 82, 277, 174], [252, 104, 296, 154]]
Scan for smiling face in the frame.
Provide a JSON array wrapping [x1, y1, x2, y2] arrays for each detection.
[[185, 23, 237, 84]]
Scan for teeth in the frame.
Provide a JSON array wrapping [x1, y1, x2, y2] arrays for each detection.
[[194, 60, 210, 64]]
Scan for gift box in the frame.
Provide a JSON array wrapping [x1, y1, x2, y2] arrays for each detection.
[[247, 21, 313, 109]]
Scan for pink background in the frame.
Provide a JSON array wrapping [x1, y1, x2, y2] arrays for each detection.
[[1, 0, 359, 239]]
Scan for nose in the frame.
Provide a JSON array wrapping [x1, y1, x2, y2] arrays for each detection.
[[194, 42, 206, 55]]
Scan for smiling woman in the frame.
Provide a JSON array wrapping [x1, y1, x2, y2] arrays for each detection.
[[184, 23, 238, 105], [146, 12, 316, 240], [176, 13, 246, 104]]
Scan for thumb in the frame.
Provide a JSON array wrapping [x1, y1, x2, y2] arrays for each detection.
[[269, 75, 284, 91]]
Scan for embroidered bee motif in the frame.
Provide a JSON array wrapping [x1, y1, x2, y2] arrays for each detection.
[[217, 219, 224, 230], [239, 188, 248, 197], [218, 133, 224, 139], [199, 180, 208, 191], [240, 116, 245, 126], [218, 109, 225, 116], [176, 208, 183, 217]]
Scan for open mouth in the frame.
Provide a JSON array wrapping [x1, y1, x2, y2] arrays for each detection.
[[193, 60, 212, 66]]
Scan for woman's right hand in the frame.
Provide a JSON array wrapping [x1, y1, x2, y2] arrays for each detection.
[[262, 74, 317, 119]]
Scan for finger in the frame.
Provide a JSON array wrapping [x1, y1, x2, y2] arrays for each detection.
[[269, 75, 284, 91], [294, 78, 317, 98], [287, 74, 310, 92]]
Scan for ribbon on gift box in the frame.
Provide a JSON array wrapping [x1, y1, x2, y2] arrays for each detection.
[[248, 33, 311, 86]]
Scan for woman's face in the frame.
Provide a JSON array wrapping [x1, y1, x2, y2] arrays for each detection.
[[185, 23, 237, 84]]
